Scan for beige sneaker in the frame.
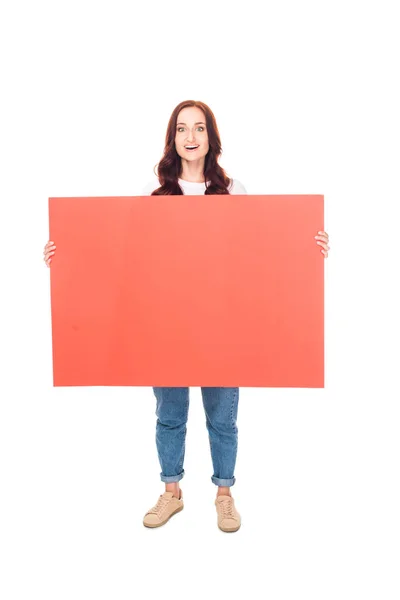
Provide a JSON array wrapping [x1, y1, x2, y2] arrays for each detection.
[[215, 495, 241, 532], [143, 491, 184, 528]]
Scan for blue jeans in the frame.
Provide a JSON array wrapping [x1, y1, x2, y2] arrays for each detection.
[[152, 387, 239, 487]]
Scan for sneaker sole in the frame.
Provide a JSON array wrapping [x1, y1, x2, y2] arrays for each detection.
[[218, 523, 241, 533], [143, 504, 184, 528]]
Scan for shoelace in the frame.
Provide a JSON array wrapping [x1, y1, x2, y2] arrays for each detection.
[[219, 498, 236, 519], [147, 494, 171, 516]]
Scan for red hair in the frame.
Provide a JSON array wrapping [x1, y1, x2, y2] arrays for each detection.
[[151, 100, 233, 195]]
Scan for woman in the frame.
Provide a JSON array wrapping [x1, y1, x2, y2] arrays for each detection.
[[43, 100, 330, 533]]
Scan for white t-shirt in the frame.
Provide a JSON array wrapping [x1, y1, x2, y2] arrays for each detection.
[[140, 176, 247, 196]]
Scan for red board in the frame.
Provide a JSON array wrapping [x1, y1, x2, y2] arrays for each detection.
[[49, 195, 324, 387]]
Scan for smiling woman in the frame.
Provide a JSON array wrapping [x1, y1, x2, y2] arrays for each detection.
[[42, 98, 330, 534], [148, 100, 244, 195], [176, 119, 206, 155]]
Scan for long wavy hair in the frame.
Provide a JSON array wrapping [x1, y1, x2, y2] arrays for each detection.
[[151, 100, 233, 195]]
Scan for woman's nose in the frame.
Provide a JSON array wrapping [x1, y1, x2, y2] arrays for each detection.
[[186, 129, 197, 141]]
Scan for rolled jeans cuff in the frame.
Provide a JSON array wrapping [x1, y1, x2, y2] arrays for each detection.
[[211, 475, 236, 487], [160, 470, 185, 484]]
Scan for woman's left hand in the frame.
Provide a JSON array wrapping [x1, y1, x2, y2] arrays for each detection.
[[315, 231, 330, 258]]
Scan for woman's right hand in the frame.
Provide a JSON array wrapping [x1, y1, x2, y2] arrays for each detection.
[[43, 240, 56, 267]]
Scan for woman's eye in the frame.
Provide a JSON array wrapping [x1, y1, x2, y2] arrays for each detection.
[[177, 127, 205, 132]]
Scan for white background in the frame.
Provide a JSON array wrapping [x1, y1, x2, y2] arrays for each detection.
[[1, 0, 399, 598]]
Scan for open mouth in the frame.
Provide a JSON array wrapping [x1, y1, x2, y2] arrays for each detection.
[[185, 145, 199, 152]]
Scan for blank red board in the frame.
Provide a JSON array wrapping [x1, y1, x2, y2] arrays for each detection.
[[49, 195, 324, 388]]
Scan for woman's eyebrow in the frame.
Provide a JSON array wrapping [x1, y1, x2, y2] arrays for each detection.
[[176, 121, 206, 126]]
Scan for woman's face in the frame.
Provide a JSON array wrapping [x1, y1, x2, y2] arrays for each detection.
[[174, 106, 209, 163]]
